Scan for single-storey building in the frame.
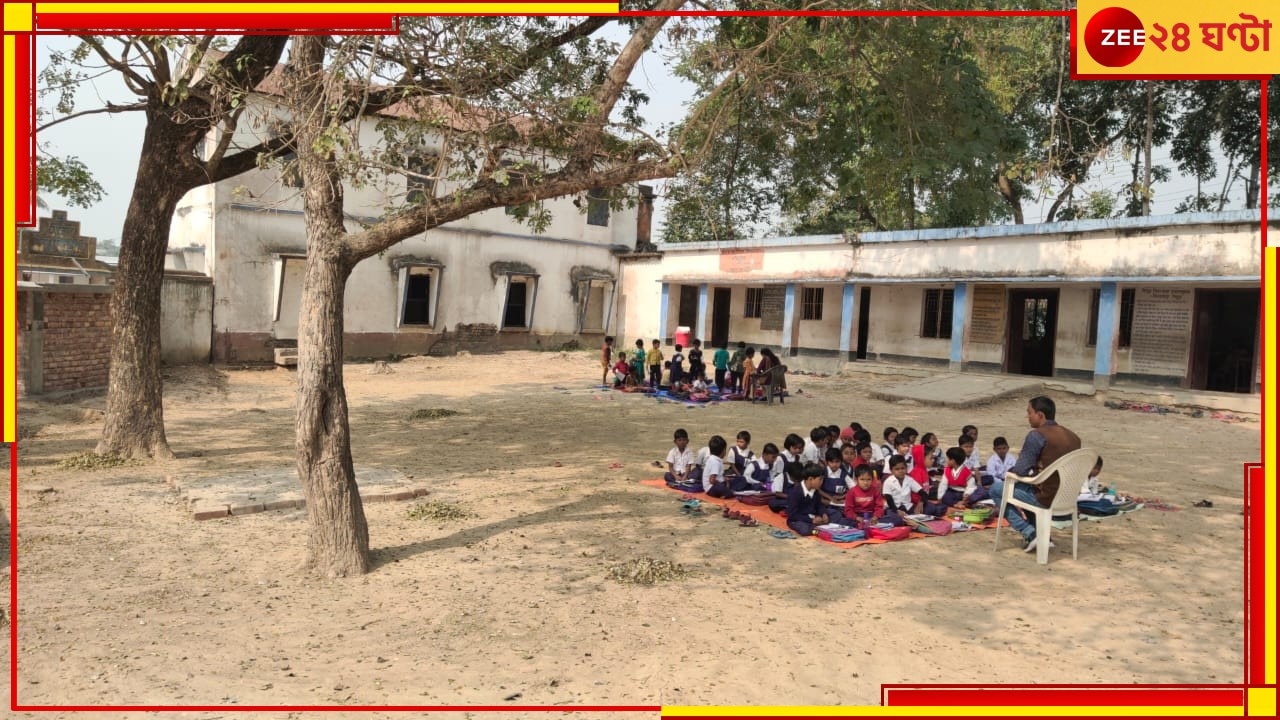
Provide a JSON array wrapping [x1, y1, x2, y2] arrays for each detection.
[[617, 211, 1264, 394]]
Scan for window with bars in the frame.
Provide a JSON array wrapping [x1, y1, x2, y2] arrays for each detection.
[[921, 288, 954, 339], [1087, 288, 1135, 348], [801, 287, 823, 321], [744, 287, 763, 318], [586, 188, 610, 226]]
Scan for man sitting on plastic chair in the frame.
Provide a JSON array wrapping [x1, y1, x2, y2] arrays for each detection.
[[989, 395, 1082, 555]]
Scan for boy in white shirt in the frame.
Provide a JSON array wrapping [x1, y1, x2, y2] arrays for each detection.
[[744, 442, 783, 492], [702, 435, 732, 498], [664, 428, 698, 491], [881, 454, 924, 518], [801, 427, 829, 465], [984, 436, 1017, 486]]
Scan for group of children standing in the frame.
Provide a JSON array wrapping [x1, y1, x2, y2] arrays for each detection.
[[663, 421, 1023, 537], [601, 336, 783, 400]]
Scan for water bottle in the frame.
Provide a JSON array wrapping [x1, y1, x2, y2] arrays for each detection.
[[1106, 486, 1117, 503], [862, 512, 872, 529]]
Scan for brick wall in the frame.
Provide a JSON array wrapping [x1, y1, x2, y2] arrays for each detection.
[[16, 291, 28, 396], [17, 286, 114, 395]]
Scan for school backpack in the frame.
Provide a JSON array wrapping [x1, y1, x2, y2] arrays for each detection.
[[816, 527, 866, 543], [905, 517, 953, 536], [869, 525, 910, 541], [1077, 498, 1122, 516]]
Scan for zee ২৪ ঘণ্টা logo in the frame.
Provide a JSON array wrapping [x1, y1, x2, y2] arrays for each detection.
[[1084, 7, 1147, 67]]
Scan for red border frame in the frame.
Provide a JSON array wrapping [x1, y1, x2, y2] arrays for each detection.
[[6, 4, 1272, 715]]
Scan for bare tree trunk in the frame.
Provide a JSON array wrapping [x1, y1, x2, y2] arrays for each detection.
[[294, 246, 369, 577], [995, 162, 1024, 224], [96, 123, 186, 460]]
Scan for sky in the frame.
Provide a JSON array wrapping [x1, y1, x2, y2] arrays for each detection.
[[33, 30, 1224, 251]]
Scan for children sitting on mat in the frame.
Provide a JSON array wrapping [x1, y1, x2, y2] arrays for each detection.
[[961, 425, 981, 470], [840, 442, 860, 472], [882, 435, 913, 479], [785, 463, 829, 536], [959, 433, 981, 475], [879, 426, 898, 464], [882, 454, 924, 519], [844, 464, 886, 528], [702, 435, 733, 498], [920, 432, 944, 471], [689, 376, 710, 401], [770, 434, 807, 512], [664, 428, 699, 491], [802, 426, 829, 465], [746, 442, 784, 492], [985, 436, 1016, 484], [926, 446, 987, 516], [820, 447, 851, 523], [727, 430, 755, 477]]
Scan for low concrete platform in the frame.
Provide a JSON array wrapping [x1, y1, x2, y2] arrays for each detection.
[[168, 466, 429, 521], [851, 361, 1259, 415], [870, 372, 1046, 408]]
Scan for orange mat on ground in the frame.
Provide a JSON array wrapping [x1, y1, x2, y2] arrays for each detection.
[[640, 478, 1006, 548]]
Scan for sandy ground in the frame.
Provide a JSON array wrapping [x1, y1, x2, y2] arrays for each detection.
[[2, 350, 1258, 715]]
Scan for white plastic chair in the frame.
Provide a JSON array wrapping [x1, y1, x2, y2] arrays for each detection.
[[993, 448, 1100, 565]]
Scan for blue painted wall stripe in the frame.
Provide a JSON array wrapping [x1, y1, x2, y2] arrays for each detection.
[[1094, 282, 1118, 377], [696, 284, 709, 341], [659, 283, 669, 340], [949, 282, 969, 364], [839, 283, 856, 355]]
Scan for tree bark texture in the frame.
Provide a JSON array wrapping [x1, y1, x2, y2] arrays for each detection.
[[294, 248, 369, 578], [96, 120, 189, 460], [95, 36, 288, 460]]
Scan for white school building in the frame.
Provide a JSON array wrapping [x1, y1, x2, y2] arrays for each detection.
[[617, 211, 1264, 395]]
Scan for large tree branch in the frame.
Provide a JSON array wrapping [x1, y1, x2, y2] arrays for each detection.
[[345, 157, 678, 261], [568, 0, 683, 164], [36, 101, 147, 133], [78, 35, 151, 96], [206, 133, 294, 183]]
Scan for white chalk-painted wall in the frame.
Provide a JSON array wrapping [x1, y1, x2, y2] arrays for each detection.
[[619, 213, 1261, 383], [170, 92, 640, 358]]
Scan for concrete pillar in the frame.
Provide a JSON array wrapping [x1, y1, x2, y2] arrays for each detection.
[[1093, 282, 1120, 389], [696, 283, 709, 342], [949, 282, 969, 372], [659, 282, 670, 342], [782, 283, 798, 357], [839, 282, 857, 360]]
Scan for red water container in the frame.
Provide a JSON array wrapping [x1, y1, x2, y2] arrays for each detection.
[[674, 326, 692, 348]]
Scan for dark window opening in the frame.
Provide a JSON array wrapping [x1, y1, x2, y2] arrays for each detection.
[[801, 287, 823, 321], [744, 287, 763, 318], [503, 280, 529, 328], [921, 288, 954, 339], [586, 188, 610, 227], [402, 272, 432, 325], [1087, 287, 1135, 348]]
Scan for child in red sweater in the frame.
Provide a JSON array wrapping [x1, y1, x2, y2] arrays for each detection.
[[844, 465, 884, 529]]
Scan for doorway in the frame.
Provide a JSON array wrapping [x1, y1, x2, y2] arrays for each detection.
[[1005, 289, 1058, 377], [855, 287, 871, 360], [1188, 289, 1259, 393], [710, 287, 731, 348], [677, 285, 699, 330]]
